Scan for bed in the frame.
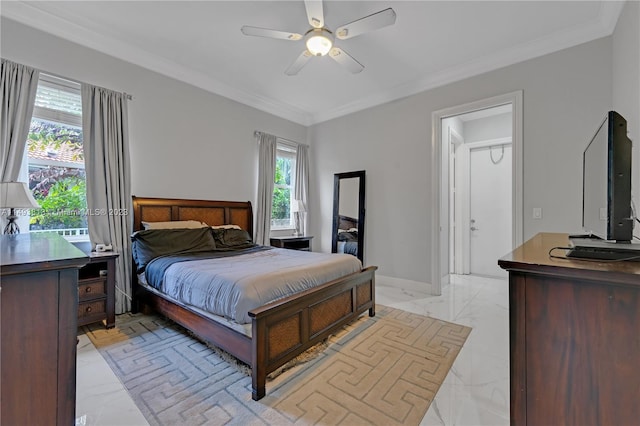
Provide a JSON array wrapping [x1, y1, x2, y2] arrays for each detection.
[[131, 196, 377, 400]]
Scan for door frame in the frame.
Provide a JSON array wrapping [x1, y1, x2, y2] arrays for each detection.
[[449, 127, 464, 274], [431, 91, 523, 295]]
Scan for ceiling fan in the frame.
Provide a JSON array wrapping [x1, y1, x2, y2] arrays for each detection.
[[241, 0, 396, 76]]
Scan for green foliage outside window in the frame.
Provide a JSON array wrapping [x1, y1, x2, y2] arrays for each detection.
[[27, 118, 87, 230], [28, 120, 83, 161], [30, 176, 87, 229], [272, 187, 290, 219], [272, 156, 294, 225], [272, 157, 291, 219]]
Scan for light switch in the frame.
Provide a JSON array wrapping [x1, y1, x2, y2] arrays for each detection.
[[533, 207, 542, 219], [599, 207, 607, 221]]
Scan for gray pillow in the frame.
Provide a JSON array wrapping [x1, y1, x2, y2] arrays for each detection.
[[211, 228, 254, 250], [131, 227, 216, 273]]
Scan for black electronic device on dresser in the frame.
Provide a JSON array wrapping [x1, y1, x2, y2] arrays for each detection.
[[73, 241, 118, 328], [270, 235, 313, 251], [568, 110, 636, 260]]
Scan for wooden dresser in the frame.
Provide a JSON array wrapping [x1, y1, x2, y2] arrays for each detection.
[[499, 233, 640, 426], [0, 233, 88, 425]]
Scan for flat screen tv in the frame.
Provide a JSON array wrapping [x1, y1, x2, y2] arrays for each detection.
[[582, 110, 633, 242]]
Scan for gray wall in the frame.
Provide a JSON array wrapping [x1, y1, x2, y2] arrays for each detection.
[[310, 37, 614, 283], [612, 0, 640, 215], [464, 113, 512, 143], [0, 17, 307, 206], [3, 7, 638, 287]]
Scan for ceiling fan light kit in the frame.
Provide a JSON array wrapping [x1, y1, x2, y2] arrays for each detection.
[[241, 0, 396, 75], [305, 28, 334, 56]]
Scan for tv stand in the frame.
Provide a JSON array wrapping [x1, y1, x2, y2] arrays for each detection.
[[499, 233, 640, 425]]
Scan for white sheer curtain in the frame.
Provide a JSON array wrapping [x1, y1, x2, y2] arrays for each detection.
[[294, 144, 309, 236], [0, 59, 39, 182], [255, 131, 277, 245], [82, 84, 132, 314]]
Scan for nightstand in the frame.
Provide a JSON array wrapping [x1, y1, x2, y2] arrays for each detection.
[[77, 251, 118, 329], [270, 236, 314, 251]]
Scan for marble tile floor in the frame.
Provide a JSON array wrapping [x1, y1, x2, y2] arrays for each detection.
[[76, 274, 509, 426]]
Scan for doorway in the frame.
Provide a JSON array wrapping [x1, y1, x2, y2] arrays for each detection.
[[431, 91, 523, 295], [466, 139, 512, 276]]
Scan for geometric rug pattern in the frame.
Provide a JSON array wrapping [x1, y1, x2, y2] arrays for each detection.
[[84, 305, 471, 426]]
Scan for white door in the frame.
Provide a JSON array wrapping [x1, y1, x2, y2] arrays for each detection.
[[469, 144, 512, 277]]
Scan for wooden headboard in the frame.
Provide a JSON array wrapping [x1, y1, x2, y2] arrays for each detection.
[[338, 214, 358, 230], [132, 196, 253, 236]]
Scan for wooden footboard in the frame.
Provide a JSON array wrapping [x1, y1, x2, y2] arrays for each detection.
[[134, 265, 376, 401], [249, 265, 376, 400]]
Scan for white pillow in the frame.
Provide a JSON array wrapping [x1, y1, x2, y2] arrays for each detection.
[[338, 228, 358, 233], [142, 220, 208, 230], [211, 224, 242, 230]]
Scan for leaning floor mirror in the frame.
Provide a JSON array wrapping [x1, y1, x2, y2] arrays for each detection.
[[331, 170, 365, 263]]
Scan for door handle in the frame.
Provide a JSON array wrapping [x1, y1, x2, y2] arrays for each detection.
[[470, 226, 479, 231]]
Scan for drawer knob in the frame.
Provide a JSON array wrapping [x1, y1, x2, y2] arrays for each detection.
[[85, 287, 92, 293], [86, 306, 92, 313]]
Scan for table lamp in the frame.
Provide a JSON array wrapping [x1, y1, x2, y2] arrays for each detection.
[[0, 182, 40, 234]]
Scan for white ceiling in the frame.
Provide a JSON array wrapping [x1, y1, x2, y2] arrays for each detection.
[[1, 1, 624, 125]]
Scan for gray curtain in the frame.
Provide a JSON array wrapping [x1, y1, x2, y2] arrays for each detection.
[[82, 84, 132, 314], [294, 144, 309, 236], [0, 59, 39, 181], [255, 131, 277, 245]]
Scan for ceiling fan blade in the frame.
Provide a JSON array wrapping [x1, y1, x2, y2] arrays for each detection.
[[335, 8, 396, 40], [285, 50, 313, 76], [304, 0, 324, 28], [329, 47, 364, 74], [241, 26, 303, 41]]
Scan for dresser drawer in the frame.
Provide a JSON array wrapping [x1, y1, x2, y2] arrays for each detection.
[[78, 278, 106, 300], [78, 300, 106, 318]]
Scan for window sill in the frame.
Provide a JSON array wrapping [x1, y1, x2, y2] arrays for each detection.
[[270, 228, 297, 237]]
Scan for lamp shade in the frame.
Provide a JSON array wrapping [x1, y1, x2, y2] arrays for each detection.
[[0, 182, 40, 209], [291, 199, 306, 213]]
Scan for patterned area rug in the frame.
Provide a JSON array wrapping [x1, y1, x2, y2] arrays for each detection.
[[84, 305, 471, 425]]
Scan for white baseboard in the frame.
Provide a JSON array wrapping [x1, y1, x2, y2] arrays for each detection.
[[376, 274, 434, 294]]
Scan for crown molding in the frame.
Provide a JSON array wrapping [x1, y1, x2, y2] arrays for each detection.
[[310, 1, 625, 125], [0, 2, 313, 126], [2, 1, 624, 127]]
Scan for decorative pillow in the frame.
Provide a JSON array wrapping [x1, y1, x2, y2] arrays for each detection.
[[211, 228, 254, 250], [131, 227, 216, 273], [142, 220, 208, 230], [211, 224, 242, 230]]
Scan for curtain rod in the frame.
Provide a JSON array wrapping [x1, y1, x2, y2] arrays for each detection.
[[5, 58, 134, 100], [43, 69, 134, 100], [254, 131, 308, 147]]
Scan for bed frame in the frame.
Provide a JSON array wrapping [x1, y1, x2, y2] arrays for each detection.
[[131, 196, 376, 400], [338, 214, 358, 230]]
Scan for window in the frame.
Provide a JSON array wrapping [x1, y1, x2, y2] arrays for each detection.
[[271, 143, 296, 229], [27, 74, 88, 241]]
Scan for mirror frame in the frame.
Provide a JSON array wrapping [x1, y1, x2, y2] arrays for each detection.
[[331, 170, 366, 263]]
